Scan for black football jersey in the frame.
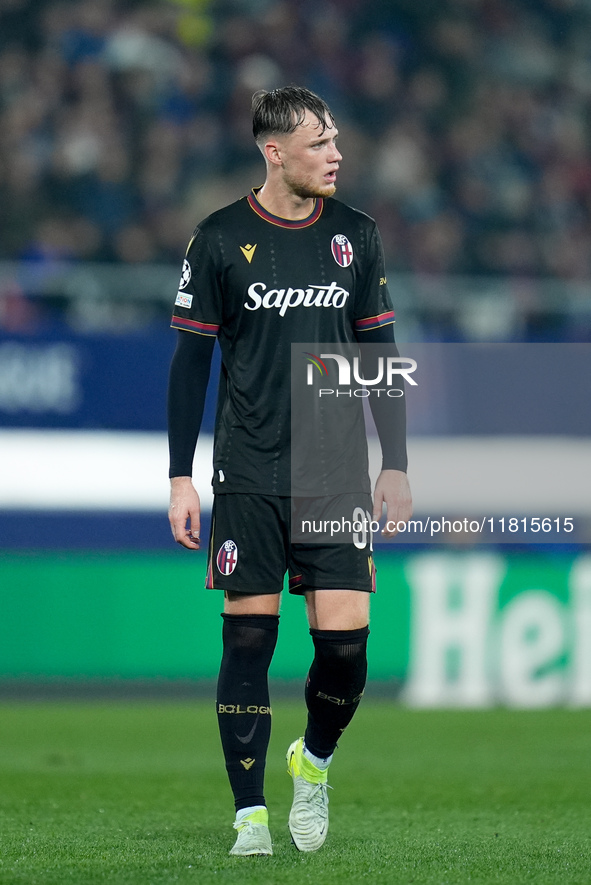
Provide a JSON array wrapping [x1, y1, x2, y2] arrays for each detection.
[[171, 188, 394, 495]]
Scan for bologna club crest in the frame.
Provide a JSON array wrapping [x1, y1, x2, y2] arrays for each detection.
[[331, 234, 353, 268], [216, 539, 238, 575]]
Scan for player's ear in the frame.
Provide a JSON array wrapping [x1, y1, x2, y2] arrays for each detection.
[[262, 138, 283, 167]]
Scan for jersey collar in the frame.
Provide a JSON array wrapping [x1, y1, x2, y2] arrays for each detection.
[[247, 187, 324, 229]]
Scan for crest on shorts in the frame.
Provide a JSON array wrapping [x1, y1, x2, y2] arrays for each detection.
[[331, 234, 353, 268], [216, 539, 238, 575], [179, 259, 192, 290]]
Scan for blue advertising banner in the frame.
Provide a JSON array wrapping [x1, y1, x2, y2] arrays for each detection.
[[0, 329, 220, 432], [2, 335, 589, 435]]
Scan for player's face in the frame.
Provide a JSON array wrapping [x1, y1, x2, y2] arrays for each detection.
[[279, 110, 341, 199]]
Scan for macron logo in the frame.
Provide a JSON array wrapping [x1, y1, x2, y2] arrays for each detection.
[[244, 281, 349, 317], [240, 243, 257, 263]]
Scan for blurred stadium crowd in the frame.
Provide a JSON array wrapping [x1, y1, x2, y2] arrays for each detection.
[[1, 0, 591, 332]]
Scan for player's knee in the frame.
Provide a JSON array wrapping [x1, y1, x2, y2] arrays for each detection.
[[309, 626, 369, 689], [221, 613, 279, 666]]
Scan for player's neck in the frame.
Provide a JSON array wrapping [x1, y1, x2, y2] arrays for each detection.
[[256, 182, 316, 221]]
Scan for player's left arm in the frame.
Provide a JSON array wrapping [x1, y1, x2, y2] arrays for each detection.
[[353, 224, 412, 537], [372, 469, 412, 538], [355, 323, 412, 537]]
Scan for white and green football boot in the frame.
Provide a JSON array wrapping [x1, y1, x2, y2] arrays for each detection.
[[229, 807, 273, 856], [286, 737, 331, 851]]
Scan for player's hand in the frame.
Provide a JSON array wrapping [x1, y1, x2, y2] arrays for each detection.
[[372, 469, 412, 538], [169, 476, 202, 549]]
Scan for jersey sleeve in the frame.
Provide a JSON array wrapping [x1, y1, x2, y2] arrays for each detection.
[[170, 228, 222, 337], [167, 330, 216, 477], [353, 224, 395, 333]]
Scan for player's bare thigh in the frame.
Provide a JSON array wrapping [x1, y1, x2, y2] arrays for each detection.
[[222, 588, 369, 627], [305, 589, 370, 631], [223, 591, 281, 616]]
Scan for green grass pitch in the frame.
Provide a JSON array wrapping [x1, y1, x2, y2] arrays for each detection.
[[1, 700, 590, 884]]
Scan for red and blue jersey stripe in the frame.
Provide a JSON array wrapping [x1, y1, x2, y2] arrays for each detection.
[[171, 316, 220, 336], [354, 309, 395, 332], [247, 189, 323, 229]]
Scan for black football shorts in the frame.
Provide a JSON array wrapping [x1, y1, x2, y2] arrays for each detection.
[[205, 493, 376, 595]]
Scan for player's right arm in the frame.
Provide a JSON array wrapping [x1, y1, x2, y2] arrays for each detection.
[[167, 330, 216, 549], [168, 226, 222, 549], [169, 476, 202, 549]]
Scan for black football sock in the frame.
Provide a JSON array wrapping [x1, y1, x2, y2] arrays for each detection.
[[216, 613, 279, 812], [304, 626, 369, 759]]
